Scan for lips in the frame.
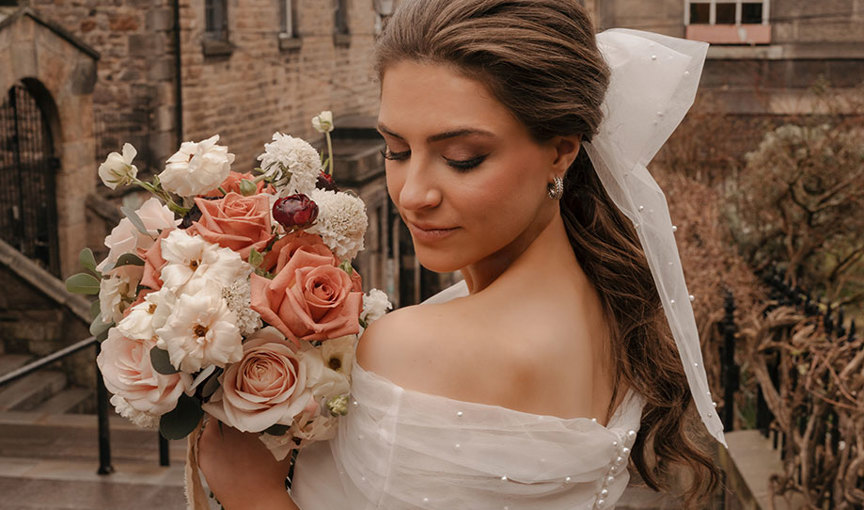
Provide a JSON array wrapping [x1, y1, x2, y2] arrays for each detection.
[[406, 221, 459, 242]]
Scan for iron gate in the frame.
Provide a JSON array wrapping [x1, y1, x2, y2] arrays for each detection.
[[0, 81, 61, 276]]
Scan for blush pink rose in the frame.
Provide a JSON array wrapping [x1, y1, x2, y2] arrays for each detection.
[[201, 327, 314, 432], [140, 229, 172, 291], [261, 231, 336, 273], [96, 329, 191, 416], [250, 249, 362, 343], [189, 192, 273, 260]]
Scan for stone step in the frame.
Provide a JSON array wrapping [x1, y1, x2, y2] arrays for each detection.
[[0, 353, 31, 375], [0, 370, 67, 411], [31, 386, 94, 414], [0, 411, 186, 464]]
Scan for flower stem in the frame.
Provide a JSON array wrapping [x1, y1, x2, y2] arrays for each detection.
[[325, 132, 334, 176]]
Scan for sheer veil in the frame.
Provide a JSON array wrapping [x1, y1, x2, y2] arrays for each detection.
[[584, 29, 726, 446]]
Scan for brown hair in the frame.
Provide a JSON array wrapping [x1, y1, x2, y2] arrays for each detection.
[[375, 0, 720, 505]]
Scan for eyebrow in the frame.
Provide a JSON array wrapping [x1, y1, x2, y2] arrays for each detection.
[[377, 122, 496, 143]]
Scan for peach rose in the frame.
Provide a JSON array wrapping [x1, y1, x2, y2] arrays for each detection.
[[189, 192, 273, 260], [261, 231, 336, 273], [202, 171, 274, 197], [250, 249, 362, 343], [96, 328, 191, 416], [140, 229, 172, 291], [201, 327, 314, 432]]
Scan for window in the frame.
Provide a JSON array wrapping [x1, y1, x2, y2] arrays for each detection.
[[334, 0, 349, 36], [205, 0, 228, 41], [685, 0, 771, 44], [280, 0, 298, 39]]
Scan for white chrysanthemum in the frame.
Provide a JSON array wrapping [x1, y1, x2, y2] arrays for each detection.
[[110, 394, 160, 429], [159, 229, 250, 295], [306, 189, 367, 260], [154, 280, 243, 373], [98, 143, 138, 190], [361, 289, 392, 325], [257, 132, 321, 196], [99, 268, 141, 324], [222, 279, 262, 336], [116, 289, 175, 340], [159, 135, 234, 197]]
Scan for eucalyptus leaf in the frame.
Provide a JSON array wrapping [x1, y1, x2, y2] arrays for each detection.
[[121, 206, 151, 237], [90, 312, 112, 337], [159, 393, 203, 440], [115, 253, 145, 267], [150, 346, 179, 375], [95, 328, 110, 343], [200, 368, 223, 400], [89, 300, 101, 321], [66, 273, 101, 295], [78, 248, 98, 274], [249, 247, 264, 269]]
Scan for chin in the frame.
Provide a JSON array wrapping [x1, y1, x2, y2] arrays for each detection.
[[412, 245, 468, 274]]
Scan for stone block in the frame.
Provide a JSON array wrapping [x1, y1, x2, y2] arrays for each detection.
[[147, 8, 175, 32], [148, 57, 175, 81], [128, 33, 163, 57], [11, 45, 37, 80], [69, 58, 98, 95]]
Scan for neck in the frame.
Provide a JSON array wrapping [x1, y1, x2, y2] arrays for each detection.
[[460, 209, 580, 294]]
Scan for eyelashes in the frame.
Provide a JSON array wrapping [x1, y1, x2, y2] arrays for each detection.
[[380, 148, 488, 171]]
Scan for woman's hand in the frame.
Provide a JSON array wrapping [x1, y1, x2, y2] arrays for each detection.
[[197, 418, 299, 510]]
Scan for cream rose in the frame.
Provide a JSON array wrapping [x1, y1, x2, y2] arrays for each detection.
[[202, 327, 315, 432], [159, 135, 235, 197], [96, 329, 191, 416]]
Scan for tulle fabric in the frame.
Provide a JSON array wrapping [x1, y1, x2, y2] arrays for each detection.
[[291, 282, 646, 510]]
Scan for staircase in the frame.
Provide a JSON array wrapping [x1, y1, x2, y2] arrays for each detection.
[[0, 353, 93, 414]]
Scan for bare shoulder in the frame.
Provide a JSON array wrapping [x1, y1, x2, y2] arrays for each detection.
[[355, 302, 455, 386]]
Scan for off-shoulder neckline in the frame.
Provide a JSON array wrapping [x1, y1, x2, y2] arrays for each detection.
[[352, 361, 641, 430]]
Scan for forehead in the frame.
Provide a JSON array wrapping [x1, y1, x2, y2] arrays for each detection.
[[378, 61, 523, 137]]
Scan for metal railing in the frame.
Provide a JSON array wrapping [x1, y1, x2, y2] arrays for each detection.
[[0, 335, 170, 474]]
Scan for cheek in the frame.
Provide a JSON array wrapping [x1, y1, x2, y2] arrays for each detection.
[[385, 166, 404, 205]]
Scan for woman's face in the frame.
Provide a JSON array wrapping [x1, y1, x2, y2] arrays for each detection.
[[378, 60, 565, 274]]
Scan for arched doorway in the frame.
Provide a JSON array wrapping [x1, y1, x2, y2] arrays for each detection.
[[0, 81, 61, 276]]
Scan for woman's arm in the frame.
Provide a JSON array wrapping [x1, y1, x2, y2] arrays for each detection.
[[197, 419, 299, 510]]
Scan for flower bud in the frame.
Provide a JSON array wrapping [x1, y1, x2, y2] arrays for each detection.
[[316, 171, 338, 192], [272, 194, 319, 230], [312, 111, 334, 134], [327, 394, 349, 416]]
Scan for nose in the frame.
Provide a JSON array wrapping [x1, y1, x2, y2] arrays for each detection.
[[395, 159, 442, 211]]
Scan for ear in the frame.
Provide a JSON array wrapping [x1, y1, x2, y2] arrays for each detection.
[[550, 135, 582, 177]]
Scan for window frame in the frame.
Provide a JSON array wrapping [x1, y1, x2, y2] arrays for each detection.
[[280, 0, 298, 39], [334, 0, 349, 36], [204, 0, 229, 41], [684, 0, 770, 26]]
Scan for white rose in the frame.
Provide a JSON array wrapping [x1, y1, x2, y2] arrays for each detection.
[[361, 289, 392, 325], [96, 197, 178, 272], [154, 279, 243, 373], [311, 111, 334, 134], [116, 288, 175, 340], [98, 143, 138, 190], [159, 229, 250, 295], [98, 265, 142, 324], [159, 135, 234, 197]]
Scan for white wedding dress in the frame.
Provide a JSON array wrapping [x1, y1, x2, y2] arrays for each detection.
[[291, 282, 647, 510]]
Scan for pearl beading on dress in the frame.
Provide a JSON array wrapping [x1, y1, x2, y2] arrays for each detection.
[[593, 428, 638, 509]]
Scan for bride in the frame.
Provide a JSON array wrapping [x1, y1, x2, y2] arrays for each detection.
[[198, 0, 726, 508]]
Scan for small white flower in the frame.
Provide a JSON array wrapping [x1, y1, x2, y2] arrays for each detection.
[[99, 267, 142, 324], [110, 394, 160, 429], [361, 289, 392, 325], [306, 189, 367, 260], [159, 135, 234, 197], [98, 143, 138, 190], [159, 230, 250, 295], [257, 132, 321, 196], [96, 197, 178, 272], [312, 111, 334, 134], [116, 288, 175, 340], [222, 279, 262, 336], [302, 341, 352, 401], [154, 280, 243, 373]]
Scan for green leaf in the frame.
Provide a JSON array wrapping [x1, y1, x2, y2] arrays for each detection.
[[263, 424, 290, 436], [249, 247, 264, 269], [89, 300, 101, 321], [339, 261, 354, 276], [200, 368, 223, 400], [121, 206, 151, 237], [66, 273, 101, 295], [78, 248, 98, 274], [159, 393, 203, 440], [150, 346, 180, 375], [95, 327, 110, 343], [90, 312, 112, 337], [115, 253, 145, 267]]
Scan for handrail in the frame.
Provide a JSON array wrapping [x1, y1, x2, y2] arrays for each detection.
[[0, 336, 98, 388]]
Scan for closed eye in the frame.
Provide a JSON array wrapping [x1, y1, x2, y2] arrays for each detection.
[[381, 148, 410, 161], [445, 155, 487, 171]]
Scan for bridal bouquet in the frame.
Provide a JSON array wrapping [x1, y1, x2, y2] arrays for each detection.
[[66, 112, 391, 461]]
